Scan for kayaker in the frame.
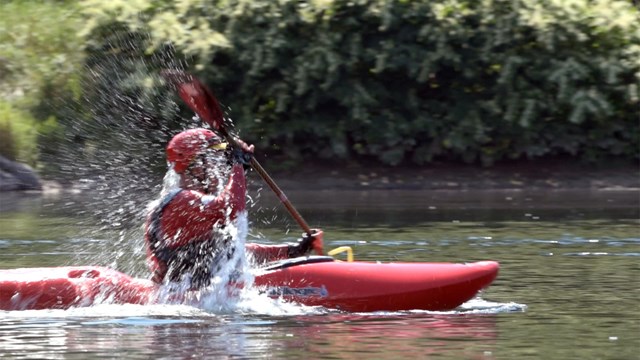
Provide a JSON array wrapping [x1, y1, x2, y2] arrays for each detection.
[[144, 128, 323, 287]]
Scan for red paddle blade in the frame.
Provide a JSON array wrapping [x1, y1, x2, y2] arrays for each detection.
[[161, 70, 225, 130]]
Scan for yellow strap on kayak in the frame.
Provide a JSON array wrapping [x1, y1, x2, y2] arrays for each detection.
[[327, 246, 354, 262]]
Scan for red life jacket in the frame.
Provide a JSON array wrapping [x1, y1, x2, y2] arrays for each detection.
[[144, 164, 247, 286]]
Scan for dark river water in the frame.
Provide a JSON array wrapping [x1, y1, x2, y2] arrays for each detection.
[[0, 188, 638, 359]]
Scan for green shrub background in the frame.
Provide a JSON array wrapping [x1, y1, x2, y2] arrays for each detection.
[[0, 0, 83, 167], [1, 0, 638, 174]]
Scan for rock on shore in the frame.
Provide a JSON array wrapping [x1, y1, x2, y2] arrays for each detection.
[[0, 155, 42, 191]]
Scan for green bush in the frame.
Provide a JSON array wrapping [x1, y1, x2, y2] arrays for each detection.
[[0, 101, 38, 165], [76, 0, 640, 166], [0, 0, 84, 167], [0, 122, 17, 161], [0, 1, 83, 107]]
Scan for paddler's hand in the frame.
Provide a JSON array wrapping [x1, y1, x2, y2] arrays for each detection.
[[288, 229, 324, 257], [230, 137, 254, 167]]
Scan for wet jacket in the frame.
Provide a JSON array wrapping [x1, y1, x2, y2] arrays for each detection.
[[144, 164, 290, 286]]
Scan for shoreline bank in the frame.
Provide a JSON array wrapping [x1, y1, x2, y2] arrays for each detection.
[[5, 160, 640, 196], [256, 162, 640, 192]]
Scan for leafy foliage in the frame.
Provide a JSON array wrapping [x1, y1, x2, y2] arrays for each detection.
[[4, 0, 639, 171], [80, 0, 638, 166], [0, 0, 84, 164], [0, 1, 83, 107]]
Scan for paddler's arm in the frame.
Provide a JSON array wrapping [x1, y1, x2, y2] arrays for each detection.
[[245, 243, 289, 263], [151, 264, 167, 284], [246, 229, 324, 264], [202, 138, 253, 216], [222, 163, 248, 215], [197, 163, 247, 218]]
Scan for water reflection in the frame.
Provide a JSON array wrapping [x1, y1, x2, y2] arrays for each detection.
[[0, 311, 501, 359]]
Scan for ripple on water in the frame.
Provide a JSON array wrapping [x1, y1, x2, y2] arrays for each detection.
[[563, 252, 640, 257], [0, 295, 523, 321], [0, 304, 213, 320]]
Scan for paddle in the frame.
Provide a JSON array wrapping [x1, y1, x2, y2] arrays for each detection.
[[161, 70, 322, 255]]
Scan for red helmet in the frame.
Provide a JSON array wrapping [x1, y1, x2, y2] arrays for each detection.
[[166, 128, 227, 173]]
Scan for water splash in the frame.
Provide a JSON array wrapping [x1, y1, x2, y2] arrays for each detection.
[[457, 298, 527, 314], [31, 34, 194, 276]]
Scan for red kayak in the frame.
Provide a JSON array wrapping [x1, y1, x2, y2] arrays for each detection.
[[0, 257, 498, 312]]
